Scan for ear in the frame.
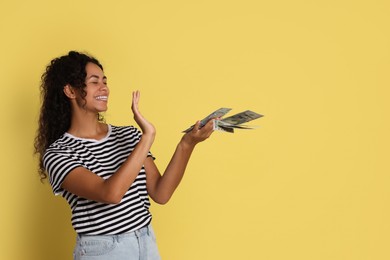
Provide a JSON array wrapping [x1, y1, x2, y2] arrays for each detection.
[[63, 84, 76, 99]]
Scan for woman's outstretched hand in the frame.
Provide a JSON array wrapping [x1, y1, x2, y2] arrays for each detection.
[[131, 91, 156, 137], [181, 119, 215, 148]]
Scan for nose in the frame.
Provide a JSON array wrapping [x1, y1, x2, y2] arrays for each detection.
[[100, 82, 109, 92]]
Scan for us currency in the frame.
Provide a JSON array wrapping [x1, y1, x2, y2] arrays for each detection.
[[183, 108, 263, 133], [213, 120, 260, 133], [221, 110, 263, 125], [213, 120, 235, 133], [182, 108, 232, 133]]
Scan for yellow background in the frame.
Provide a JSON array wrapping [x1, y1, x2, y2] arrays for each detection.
[[1, 0, 389, 259]]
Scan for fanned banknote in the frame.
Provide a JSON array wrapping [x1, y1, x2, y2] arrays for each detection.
[[183, 108, 263, 133], [182, 108, 232, 133], [220, 110, 263, 125]]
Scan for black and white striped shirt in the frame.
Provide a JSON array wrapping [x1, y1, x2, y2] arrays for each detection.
[[43, 125, 153, 235]]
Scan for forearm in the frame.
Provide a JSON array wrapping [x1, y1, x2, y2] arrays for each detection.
[[103, 133, 155, 203], [154, 137, 196, 203], [146, 119, 214, 204]]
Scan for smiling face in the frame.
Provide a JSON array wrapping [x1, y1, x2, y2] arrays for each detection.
[[79, 62, 110, 113]]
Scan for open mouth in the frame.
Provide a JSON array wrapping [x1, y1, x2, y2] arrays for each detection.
[[95, 95, 108, 101]]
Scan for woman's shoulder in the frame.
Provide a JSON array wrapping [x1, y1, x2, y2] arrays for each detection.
[[110, 124, 137, 131], [44, 134, 80, 154], [109, 124, 141, 136]]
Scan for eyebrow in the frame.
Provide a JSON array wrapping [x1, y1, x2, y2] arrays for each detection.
[[87, 75, 107, 80]]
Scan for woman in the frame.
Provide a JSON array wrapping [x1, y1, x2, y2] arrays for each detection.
[[34, 51, 215, 259]]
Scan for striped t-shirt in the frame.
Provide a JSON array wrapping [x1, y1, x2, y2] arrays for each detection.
[[43, 124, 153, 235]]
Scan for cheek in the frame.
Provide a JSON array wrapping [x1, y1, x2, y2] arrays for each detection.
[[75, 95, 87, 107]]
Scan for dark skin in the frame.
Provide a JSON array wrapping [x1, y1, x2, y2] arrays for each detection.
[[61, 62, 215, 204]]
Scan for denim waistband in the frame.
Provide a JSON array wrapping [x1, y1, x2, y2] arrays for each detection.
[[77, 224, 152, 242]]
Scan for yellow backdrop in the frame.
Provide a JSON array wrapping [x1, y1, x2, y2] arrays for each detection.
[[1, 0, 389, 259]]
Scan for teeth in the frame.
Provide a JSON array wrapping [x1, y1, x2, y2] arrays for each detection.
[[95, 96, 108, 101]]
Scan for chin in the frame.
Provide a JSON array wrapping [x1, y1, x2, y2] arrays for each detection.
[[98, 107, 108, 113]]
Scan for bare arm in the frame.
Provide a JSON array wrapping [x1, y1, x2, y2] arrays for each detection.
[[61, 91, 155, 204], [145, 119, 215, 204]]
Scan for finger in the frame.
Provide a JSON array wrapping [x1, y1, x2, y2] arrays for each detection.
[[132, 91, 140, 112], [133, 91, 140, 104], [204, 119, 215, 129], [192, 120, 201, 133], [202, 120, 215, 135]]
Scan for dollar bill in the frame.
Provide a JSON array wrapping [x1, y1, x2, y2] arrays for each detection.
[[183, 108, 263, 133], [221, 110, 263, 125], [182, 108, 231, 133], [213, 120, 235, 133], [199, 107, 232, 126], [213, 120, 260, 133]]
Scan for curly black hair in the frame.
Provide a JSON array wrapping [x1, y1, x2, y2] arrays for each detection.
[[34, 51, 104, 181]]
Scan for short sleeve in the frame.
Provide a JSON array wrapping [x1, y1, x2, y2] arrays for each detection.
[[43, 148, 83, 196]]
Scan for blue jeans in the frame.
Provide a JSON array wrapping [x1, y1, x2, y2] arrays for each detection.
[[73, 225, 161, 260]]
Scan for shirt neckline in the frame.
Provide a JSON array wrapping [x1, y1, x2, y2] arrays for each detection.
[[64, 124, 112, 142]]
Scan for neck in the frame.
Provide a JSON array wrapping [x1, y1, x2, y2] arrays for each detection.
[[68, 111, 107, 140]]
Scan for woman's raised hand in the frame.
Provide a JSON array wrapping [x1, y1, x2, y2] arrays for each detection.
[[131, 91, 156, 137]]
